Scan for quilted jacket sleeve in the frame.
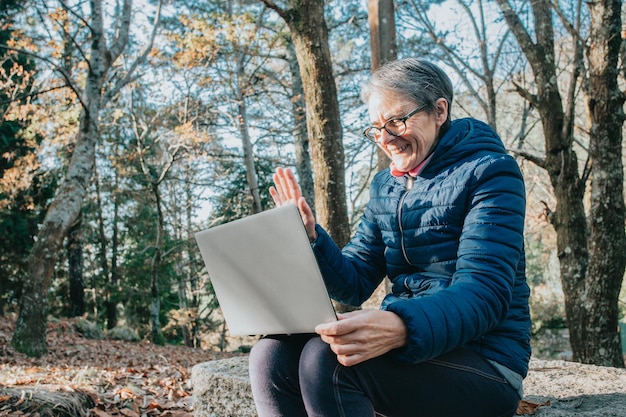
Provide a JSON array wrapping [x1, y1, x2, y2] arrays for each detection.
[[311, 205, 388, 306]]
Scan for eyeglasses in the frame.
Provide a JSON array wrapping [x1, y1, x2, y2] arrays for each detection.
[[363, 103, 429, 143]]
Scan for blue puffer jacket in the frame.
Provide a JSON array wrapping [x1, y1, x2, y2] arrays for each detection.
[[311, 118, 532, 378]]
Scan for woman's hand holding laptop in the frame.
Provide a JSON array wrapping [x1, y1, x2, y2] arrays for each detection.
[[315, 309, 408, 367]]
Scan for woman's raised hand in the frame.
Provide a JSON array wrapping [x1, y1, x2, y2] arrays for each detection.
[[269, 168, 317, 242]]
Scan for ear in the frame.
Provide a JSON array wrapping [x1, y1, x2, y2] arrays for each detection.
[[434, 97, 449, 126]]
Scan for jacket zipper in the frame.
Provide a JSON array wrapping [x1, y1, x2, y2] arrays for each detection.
[[398, 175, 414, 266]]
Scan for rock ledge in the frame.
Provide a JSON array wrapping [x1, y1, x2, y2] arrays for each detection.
[[191, 356, 626, 416]]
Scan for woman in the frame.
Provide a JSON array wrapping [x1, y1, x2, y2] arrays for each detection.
[[249, 58, 531, 417]]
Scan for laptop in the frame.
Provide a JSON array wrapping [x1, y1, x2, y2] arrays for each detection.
[[194, 204, 337, 336]]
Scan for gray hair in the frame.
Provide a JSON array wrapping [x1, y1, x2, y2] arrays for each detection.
[[362, 58, 454, 132]]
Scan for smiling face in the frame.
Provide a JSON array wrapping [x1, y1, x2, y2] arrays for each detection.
[[368, 91, 448, 173]]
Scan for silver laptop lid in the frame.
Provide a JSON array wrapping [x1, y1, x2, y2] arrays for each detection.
[[194, 204, 337, 336]]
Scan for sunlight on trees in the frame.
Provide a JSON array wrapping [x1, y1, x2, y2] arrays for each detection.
[[0, 0, 624, 364]]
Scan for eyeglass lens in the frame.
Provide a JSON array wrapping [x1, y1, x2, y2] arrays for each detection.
[[364, 120, 406, 141]]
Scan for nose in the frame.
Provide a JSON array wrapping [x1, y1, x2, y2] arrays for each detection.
[[378, 128, 397, 145]]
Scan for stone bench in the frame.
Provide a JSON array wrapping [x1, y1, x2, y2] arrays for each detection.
[[191, 356, 626, 416], [192, 356, 257, 417]]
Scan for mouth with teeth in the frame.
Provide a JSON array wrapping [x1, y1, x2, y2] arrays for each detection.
[[390, 143, 410, 154]]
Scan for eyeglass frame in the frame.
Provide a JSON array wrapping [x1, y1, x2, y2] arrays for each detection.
[[363, 103, 430, 143]]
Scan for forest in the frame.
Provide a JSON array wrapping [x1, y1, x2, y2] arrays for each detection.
[[1, 0, 625, 372]]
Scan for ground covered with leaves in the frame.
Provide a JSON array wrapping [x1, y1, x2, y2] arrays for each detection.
[[0, 316, 238, 416]]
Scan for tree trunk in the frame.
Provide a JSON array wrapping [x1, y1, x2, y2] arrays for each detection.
[[175, 266, 193, 347], [95, 163, 118, 329], [286, 39, 315, 208], [11, 59, 108, 355], [368, 0, 397, 71], [11, 0, 137, 357], [107, 166, 122, 330], [67, 215, 85, 317], [149, 183, 165, 345], [496, 0, 625, 366], [368, 0, 396, 296], [497, 0, 588, 361], [260, 0, 350, 248], [581, 0, 625, 367], [132, 105, 181, 346], [185, 169, 201, 347], [236, 54, 262, 214], [12, 108, 102, 356], [368, 0, 397, 172]]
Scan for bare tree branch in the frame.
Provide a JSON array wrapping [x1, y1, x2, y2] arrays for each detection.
[[259, 0, 286, 19], [505, 147, 546, 169], [103, 0, 163, 105], [550, 0, 585, 44], [108, 0, 134, 63], [55, 0, 92, 72], [0, 84, 72, 107], [494, 0, 540, 65], [0, 45, 86, 108], [510, 80, 539, 108]]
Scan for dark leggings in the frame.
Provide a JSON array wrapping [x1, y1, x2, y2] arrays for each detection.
[[248, 334, 520, 417]]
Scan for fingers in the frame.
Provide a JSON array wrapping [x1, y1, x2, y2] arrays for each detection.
[[271, 167, 302, 206], [315, 310, 408, 366], [270, 168, 317, 240], [315, 314, 358, 336], [317, 314, 373, 366], [269, 186, 280, 205], [323, 335, 373, 366], [296, 197, 317, 241], [336, 353, 366, 367], [282, 167, 301, 198]]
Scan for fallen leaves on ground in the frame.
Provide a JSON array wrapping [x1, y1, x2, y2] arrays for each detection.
[[0, 316, 239, 416], [516, 398, 551, 415]]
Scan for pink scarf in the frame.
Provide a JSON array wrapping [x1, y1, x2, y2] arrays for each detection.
[[389, 154, 433, 178]]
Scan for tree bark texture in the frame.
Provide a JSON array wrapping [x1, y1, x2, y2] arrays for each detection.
[[286, 38, 315, 209], [368, 0, 397, 172], [67, 215, 86, 317], [260, 0, 350, 247], [184, 171, 201, 347], [236, 62, 263, 214], [11, 0, 133, 357], [12, 74, 107, 356], [582, 0, 625, 367], [496, 0, 625, 366], [12, 101, 103, 357], [95, 164, 118, 329], [149, 183, 165, 345]]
